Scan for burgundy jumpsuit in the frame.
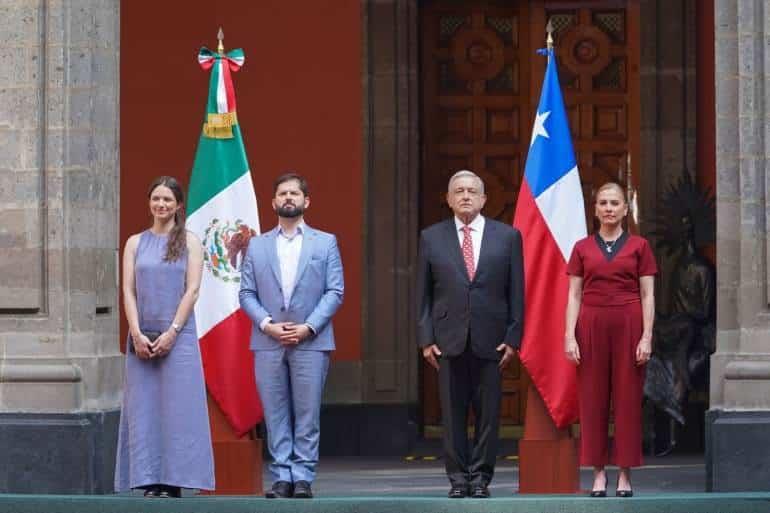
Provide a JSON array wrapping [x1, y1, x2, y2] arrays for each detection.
[[567, 233, 657, 468]]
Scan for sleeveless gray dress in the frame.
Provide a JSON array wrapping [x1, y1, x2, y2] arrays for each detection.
[[115, 230, 215, 491]]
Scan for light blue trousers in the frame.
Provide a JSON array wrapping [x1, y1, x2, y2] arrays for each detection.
[[253, 347, 330, 483]]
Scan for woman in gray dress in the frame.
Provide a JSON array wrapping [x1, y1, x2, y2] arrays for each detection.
[[115, 176, 215, 497]]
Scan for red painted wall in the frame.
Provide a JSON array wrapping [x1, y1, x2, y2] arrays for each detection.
[[121, 0, 362, 360]]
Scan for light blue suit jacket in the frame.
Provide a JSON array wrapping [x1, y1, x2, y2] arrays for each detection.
[[239, 224, 344, 351]]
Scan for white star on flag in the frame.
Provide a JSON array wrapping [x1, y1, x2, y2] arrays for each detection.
[[530, 110, 551, 147]]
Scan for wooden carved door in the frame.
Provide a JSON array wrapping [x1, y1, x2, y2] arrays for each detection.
[[419, 0, 640, 429], [534, 2, 641, 233], [421, 1, 531, 428]]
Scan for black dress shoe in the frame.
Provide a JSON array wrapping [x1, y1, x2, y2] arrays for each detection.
[[470, 485, 490, 498], [265, 481, 293, 499], [293, 480, 313, 498], [448, 484, 468, 498]]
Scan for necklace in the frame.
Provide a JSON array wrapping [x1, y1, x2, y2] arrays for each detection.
[[600, 232, 623, 253]]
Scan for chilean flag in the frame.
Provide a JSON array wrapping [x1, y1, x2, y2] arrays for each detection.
[[513, 48, 587, 428]]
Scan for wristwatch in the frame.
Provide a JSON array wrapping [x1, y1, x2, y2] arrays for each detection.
[[171, 322, 181, 333]]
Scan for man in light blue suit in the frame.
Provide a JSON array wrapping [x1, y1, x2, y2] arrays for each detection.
[[239, 173, 344, 499]]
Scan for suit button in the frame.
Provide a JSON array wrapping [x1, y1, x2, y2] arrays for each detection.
[[280, 307, 285, 312]]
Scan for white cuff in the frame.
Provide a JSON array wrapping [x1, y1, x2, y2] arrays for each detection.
[[259, 317, 273, 332]]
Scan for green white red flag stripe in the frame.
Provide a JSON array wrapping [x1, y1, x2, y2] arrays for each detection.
[[187, 46, 262, 436]]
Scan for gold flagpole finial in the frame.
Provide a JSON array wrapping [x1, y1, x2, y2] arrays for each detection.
[[217, 27, 225, 54], [546, 19, 554, 50]]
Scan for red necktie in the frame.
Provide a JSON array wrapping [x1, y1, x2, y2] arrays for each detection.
[[461, 225, 475, 280]]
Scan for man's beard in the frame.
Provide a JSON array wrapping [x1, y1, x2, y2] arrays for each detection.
[[276, 203, 305, 218]]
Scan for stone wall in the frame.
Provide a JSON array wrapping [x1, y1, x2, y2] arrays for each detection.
[[708, 0, 770, 491], [0, 0, 121, 493]]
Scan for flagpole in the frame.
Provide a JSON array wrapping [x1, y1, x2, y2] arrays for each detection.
[[517, 19, 580, 495]]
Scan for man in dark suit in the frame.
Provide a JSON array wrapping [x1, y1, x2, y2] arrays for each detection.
[[417, 169, 524, 498]]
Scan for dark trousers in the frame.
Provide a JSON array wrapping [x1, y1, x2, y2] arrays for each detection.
[[438, 345, 502, 487]]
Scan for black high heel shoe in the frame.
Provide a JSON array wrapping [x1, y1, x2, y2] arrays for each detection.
[[589, 474, 607, 497], [616, 477, 633, 497]]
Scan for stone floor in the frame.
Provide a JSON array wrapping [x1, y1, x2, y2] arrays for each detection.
[[131, 452, 705, 498], [300, 454, 705, 497]]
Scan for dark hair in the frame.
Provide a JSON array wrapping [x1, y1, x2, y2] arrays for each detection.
[[273, 172, 309, 196], [147, 176, 187, 262]]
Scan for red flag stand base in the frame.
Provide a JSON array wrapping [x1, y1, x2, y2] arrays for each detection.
[[518, 384, 579, 493], [199, 394, 263, 495]]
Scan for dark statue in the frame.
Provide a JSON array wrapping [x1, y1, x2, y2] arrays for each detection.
[[644, 173, 716, 453]]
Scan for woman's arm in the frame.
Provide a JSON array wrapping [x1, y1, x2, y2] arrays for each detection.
[[123, 234, 153, 359], [152, 232, 204, 358], [564, 275, 583, 364], [636, 275, 655, 365]]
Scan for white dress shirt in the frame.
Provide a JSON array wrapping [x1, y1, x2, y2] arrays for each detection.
[[259, 223, 304, 331], [454, 215, 485, 270], [277, 224, 304, 308]]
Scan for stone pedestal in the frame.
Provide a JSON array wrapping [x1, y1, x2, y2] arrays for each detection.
[[706, 410, 770, 492], [0, 0, 121, 493], [0, 411, 119, 494]]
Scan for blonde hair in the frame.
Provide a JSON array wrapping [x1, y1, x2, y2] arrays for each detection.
[[594, 182, 627, 204]]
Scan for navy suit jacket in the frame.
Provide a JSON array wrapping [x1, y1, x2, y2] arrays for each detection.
[[417, 218, 524, 360]]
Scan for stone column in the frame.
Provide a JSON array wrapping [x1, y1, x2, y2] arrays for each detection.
[[707, 0, 770, 492], [0, 0, 121, 493], [360, 0, 420, 455]]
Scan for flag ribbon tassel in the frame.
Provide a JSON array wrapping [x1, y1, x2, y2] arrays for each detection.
[[198, 47, 245, 139]]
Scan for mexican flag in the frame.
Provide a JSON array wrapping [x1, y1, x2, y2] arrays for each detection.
[[186, 46, 263, 436]]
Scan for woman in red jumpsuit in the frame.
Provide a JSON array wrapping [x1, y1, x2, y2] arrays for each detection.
[[565, 182, 657, 498]]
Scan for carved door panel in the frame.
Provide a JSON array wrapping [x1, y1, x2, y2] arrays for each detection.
[[532, 2, 641, 233], [421, 1, 531, 427], [420, 0, 640, 428]]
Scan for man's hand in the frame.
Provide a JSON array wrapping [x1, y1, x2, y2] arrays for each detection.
[[422, 344, 442, 371], [279, 323, 313, 345], [264, 322, 295, 342], [497, 343, 515, 370]]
